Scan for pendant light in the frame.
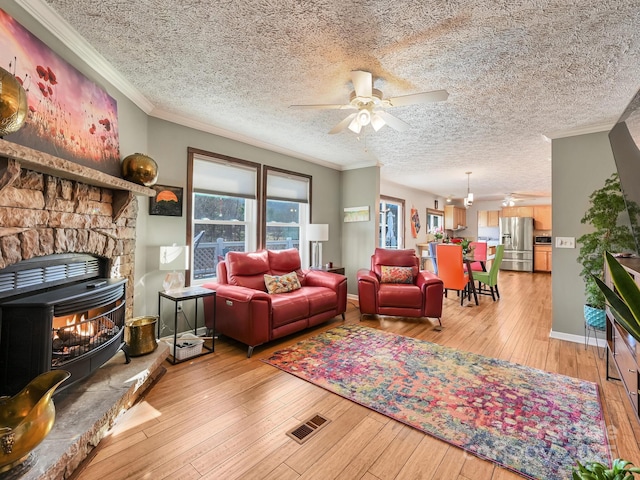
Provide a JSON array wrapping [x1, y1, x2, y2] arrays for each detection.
[[463, 172, 473, 207]]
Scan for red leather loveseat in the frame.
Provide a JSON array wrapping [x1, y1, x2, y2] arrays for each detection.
[[203, 248, 347, 357], [357, 248, 444, 327]]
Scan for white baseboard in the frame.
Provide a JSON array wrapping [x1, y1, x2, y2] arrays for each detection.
[[549, 329, 607, 349]]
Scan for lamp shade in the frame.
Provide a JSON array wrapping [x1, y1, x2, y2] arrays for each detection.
[[307, 224, 329, 242], [159, 245, 189, 271]]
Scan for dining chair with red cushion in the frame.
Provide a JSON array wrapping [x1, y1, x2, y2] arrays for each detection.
[[436, 244, 473, 305], [464, 241, 487, 272], [357, 248, 444, 328]]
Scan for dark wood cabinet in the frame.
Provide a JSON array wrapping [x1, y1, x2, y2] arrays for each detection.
[[605, 257, 640, 422]]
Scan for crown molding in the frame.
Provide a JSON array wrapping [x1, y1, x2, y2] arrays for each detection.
[[545, 121, 614, 140], [13, 0, 368, 173], [150, 108, 345, 171], [15, 0, 154, 113]]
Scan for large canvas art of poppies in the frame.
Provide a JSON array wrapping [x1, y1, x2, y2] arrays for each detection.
[[0, 9, 121, 177]]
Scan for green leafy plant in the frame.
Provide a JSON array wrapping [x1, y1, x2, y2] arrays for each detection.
[[592, 251, 640, 342], [577, 174, 639, 309], [460, 238, 473, 256], [573, 458, 640, 479]]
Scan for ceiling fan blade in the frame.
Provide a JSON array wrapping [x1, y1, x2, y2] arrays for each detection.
[[289, 104, 354, 110], [387, 89, 449, 107], [329, 112, 357, 134], [351, 71, 372, 98], [375, 110, 410, 132]]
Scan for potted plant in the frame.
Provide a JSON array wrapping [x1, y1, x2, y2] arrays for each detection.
[[592, 251, 640, 342], [573, 458, 640, 479], [576, 173, 639, 329]]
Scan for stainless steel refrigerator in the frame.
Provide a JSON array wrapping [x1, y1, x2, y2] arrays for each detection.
[[499, 217, 534, 271]]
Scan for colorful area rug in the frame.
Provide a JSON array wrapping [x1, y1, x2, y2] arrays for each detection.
[[263, 324, 610, 480]]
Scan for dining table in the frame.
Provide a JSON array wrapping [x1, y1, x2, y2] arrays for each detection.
[[463, 252, 481, 305]]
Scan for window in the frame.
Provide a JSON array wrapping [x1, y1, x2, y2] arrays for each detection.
[[427, 208, 444, 235], [263, 167, 311, 266], [187, 148, 260, 283], [379, 196, 405, 248]]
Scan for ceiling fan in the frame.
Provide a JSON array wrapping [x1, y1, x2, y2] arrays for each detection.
[[502, 193, 544, 206], [290, 71, 449, 134]]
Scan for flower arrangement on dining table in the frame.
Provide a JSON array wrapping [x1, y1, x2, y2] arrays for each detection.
[[460, 239, 475, 257], [426, 227, 444, 242]]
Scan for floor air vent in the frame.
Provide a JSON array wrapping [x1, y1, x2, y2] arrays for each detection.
[[286, 413, 330, 444]]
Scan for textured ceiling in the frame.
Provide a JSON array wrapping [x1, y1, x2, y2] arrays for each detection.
[[28, 0, 640, 201]]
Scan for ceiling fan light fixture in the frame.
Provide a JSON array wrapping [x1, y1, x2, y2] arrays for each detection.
[[357, 109, 371, 126], [370, 112, 385, 131], [348, 115, 362, 134]]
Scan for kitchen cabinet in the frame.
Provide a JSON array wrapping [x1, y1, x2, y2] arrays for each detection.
[[501, 206, 534, 217], [533, 205, 552, 230], [444, 205, 466, 230], [478, 210, 499, 227], [534, 245, 552, 272]]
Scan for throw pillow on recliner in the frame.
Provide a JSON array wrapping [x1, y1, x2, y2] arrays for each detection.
[[380, 265, 414, 284], [264, 271, 301, 294]]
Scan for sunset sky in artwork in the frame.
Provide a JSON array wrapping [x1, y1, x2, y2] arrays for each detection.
[[0, 9, 121, 176]]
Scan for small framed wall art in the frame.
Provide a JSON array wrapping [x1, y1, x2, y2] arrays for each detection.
[[149, 185, 183, 216], [343, 206, 370, 223]]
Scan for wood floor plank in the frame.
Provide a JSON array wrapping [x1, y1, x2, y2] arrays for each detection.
[[71, 272, 640, 480], [393, 434, 449, 479]]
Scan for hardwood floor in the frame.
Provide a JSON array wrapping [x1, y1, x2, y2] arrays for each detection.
[[70, 271, 640, 480]]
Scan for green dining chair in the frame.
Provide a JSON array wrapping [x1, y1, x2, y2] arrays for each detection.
[[474, 245, 504, 301]]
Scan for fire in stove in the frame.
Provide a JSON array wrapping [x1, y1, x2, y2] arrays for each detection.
[[51, 304, 122, 367]]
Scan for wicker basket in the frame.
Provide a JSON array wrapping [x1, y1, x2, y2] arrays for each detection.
[[164, 333, 204, 360]]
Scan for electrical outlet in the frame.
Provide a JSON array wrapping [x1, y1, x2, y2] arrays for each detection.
[[177, 302, 183, 312], [555, 236, 576, 248]]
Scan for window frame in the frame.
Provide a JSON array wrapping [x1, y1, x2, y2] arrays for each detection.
[[379, 195, 405, 249], [186, 147, 261, 285], [262, 166, 312, 265]]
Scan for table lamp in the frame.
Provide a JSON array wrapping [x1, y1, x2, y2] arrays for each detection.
[[306, 224, 329, 268], [159, 245, 189, 292]]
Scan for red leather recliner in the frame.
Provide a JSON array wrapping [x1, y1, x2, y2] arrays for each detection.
[[203, 248, 347, 357], [357, 248, 444, 327]]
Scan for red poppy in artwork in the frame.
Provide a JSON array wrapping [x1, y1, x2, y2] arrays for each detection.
[[47, 86, 53, 96], [36, 65, 47, 80], [16, 76, 23, 85], [98, 118, 111, 131], [29, 105, 36, 113], [47, 67, 57, 85]]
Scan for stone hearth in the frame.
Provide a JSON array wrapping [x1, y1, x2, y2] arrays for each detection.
[[0, 344, 169, 480], [0, 139, 159, 478]]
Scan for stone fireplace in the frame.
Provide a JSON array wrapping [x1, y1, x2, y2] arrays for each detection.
[[0, 138, 164, 478]]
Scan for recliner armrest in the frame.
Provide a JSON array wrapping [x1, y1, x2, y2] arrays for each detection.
[[357, 269, 379, 315], [304, 270, 344, 289], [356, 269, 379, 287], [415, 270, 442, 289]]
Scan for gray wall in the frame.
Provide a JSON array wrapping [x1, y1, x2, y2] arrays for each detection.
[[140, 118, 344, 315], [341, 167, 380, 295], [551, 131, 617, 339]]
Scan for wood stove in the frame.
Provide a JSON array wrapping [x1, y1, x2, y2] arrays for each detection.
[[0, 253, 128, 396]]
